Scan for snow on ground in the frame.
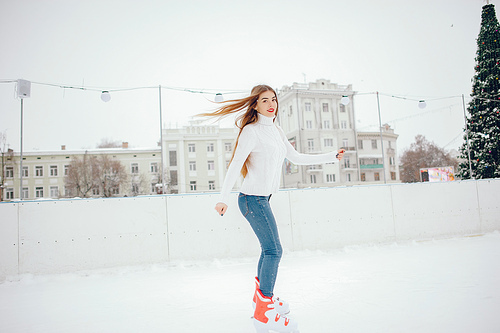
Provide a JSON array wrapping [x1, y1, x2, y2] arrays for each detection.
[[1, 232, 500, 333]]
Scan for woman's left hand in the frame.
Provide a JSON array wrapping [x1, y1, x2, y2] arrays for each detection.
[[336, 149, 345, 160]]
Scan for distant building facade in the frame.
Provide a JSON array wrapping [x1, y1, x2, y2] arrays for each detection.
[[1, 143, 161, 201], [277, 79, 400, 188], [162, 120, 239, 194]]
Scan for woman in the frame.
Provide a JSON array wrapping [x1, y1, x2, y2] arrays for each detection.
[[201, 85, 344, 333]]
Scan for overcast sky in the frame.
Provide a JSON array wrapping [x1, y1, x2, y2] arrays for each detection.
[[0, 0, 491, 154]]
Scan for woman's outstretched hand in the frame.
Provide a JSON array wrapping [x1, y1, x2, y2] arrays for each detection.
[[215, 202, 228, 216], [336, 149, 346, 160]]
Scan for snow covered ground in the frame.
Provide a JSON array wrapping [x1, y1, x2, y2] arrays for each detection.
[[1, 232, 499, 333]]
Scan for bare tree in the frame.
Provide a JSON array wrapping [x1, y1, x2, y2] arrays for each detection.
[[65, 152, 100, 197], [65, 152, 128, 197], [96, 155, 128, 197], [400, 135, 458, 183], [96, 138, 122, 149]]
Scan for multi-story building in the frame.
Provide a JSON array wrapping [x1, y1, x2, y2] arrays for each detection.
[[357, 124, 400, 183], [1, 143, 161, 201], [277, 79, 400, 187], [162, 120, 239, 194]]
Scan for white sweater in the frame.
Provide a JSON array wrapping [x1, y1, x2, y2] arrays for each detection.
[[219, 114, 338, 205]]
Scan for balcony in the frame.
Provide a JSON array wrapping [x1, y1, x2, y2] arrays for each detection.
[[360, 164, 384, 169], [340, 163, 358, 170], [306, 165, 323, 172]]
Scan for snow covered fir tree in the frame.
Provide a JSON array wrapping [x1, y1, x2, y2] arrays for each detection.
[[458, 3, 500, 179]]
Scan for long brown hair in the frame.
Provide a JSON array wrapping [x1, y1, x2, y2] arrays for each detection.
[[197, 84, 278, 178]]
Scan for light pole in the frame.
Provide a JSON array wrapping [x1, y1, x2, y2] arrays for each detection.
[[158, 85, 166, 194], [376, 92, 387, 184], [17, 79, 31, 199]]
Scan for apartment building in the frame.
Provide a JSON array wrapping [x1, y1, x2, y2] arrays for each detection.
[[162, 120, 239, 194], [277, 79, 399, 187], [1, 144, 161, 201], [358, 124, 400, 183]]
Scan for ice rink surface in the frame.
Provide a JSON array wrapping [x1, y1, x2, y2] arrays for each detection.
[[1, 232, 499, 333]]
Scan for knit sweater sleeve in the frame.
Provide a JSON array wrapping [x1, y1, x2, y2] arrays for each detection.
[[218, 126, 256, 205], [277, 125, 337, 165]]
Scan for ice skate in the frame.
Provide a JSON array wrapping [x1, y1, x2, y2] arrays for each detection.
[[253, 289, 299, 333], [252, 277, 290, 315]]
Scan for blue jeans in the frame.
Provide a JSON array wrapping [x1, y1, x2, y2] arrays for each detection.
[[238, 193, 283, 298]]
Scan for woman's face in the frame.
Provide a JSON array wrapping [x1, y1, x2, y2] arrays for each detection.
[[255, 90, 277, 118]]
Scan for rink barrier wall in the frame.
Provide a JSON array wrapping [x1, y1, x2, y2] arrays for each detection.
[[0, 178, 499, 279]]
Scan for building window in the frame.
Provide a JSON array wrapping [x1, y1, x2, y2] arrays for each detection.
[[208, 180, 215, 190], [151, 162, 158, 173], [22, 188, 28, 199], [169, 151, 177, 166], [323, 120, 330, 129], [371, 140, 378, 149], [64, 165, 69, 176], [344, 156, 350, 168], [6, 188, 14, 200], [361, 173, 366, 181], [6, 167, 14, 178], [35, 187, 44, 198], [92, 186, 100, 196], [35, 166, 43, 177], [307, 139, 314, 152], [341, 121, 347, 129], [342, 138, 349, 148], [225, 143, 232, 152], [50, 165, 58, 177], [346, 173, 351, 182], [305, 102, 312, 112], [111, 186, 120, 195], [310, 174, 317, 183], [170, 170, 178, 186], [374, 172, 380, 181], [306, 120, 312, 129], [50, 186, 59, 198], [189, 161, 196, 171], [340, 104, 346, 113], [207, 143, 214, 152], [23, 166, 28, 177], [289, 105, 293, 116], [358, 139, 364, 149], [324, 138, 333, 147], [322, 103, 329, 112], [391, 172, 396, 180], [131, 163, 139, 174], [326, 174, 335, 183], [389, 157, 395, 165], [190, 181, 197, 191], [188, 144, 196, 153], [207, 160, 215, 171]]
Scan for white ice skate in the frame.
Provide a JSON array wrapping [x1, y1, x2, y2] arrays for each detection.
[[253, 289, 299, 333], [252, 277, 290, 315]]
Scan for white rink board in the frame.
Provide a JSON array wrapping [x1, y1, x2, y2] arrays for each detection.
[[17, 196, 168, 274], [166, 193, 260, 260], [391, 181, 481, 240], [476, 179, 500, 232], [0, 203, 19, 279], [1, 179, 499, 278], [288, 185, 396, 251]]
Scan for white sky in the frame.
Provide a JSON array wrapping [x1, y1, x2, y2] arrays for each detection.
[[0, 0, 491, 153]]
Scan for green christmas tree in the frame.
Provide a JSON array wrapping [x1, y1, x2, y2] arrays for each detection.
[[458, 3, 500, 179]]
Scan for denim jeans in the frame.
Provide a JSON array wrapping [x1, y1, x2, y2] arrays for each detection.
[[238, 193, 283, 298]]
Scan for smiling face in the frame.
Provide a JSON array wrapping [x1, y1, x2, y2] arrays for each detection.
[[254, 90, 277, 118]]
